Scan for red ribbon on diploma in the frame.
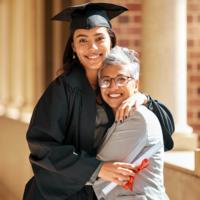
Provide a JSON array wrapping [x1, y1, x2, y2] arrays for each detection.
[[123, 158, 150, 191]]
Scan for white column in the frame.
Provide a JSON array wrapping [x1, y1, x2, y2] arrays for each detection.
[[0, 0, 10, 115], [20, 0, 46, 123], [6, 0, 25, 119], [141, 0, 197, 149], [21, 0, 37, 122]]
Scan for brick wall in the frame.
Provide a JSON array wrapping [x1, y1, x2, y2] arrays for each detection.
[[90, 0, 142, 53], [187, 0, 200, 142]]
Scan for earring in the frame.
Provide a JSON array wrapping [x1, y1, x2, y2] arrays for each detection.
[[73, 52, 76, 59]]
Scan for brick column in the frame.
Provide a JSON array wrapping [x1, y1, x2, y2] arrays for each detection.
[[141, 0, 198, 150], [187, 0, 200, 143]]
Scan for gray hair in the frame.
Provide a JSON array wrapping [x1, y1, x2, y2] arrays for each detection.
[[98, 46, 140, 80]]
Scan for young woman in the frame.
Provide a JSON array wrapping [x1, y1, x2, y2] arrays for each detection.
[[93, 46, 169, 200], [23, 3, 174, 200]]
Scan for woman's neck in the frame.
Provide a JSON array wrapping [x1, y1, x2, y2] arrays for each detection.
[[112, 108, 117, 115], [86, 70, 98, 89]]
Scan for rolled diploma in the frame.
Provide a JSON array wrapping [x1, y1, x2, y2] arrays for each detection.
[[102, 142, 163, 196]]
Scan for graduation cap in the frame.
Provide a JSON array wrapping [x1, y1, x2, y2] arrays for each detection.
[[52, 2, 128, 31]]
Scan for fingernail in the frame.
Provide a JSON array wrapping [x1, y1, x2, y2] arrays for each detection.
[[120, 120, 123, 123], [125, 115, 128, 119]]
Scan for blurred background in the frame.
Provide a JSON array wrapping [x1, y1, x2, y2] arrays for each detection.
[[0, 0, 200, 199]]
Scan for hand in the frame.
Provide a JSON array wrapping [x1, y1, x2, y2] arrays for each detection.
[[98, 161, 136, 187], [115, 92, 148, 122]]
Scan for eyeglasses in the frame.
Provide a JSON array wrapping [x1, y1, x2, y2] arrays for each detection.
[[99, 75, 134, 88]]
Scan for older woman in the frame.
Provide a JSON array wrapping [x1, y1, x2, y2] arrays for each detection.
[[95, 46, 169, 200]]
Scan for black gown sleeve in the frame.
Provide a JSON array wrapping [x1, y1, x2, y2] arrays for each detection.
[[24, 77, 100, 199], [145, 95, 174, 151]]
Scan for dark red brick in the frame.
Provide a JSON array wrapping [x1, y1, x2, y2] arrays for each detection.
[[118, 16, 129, 23], [189, 52, 200, 58], [126, 4, 142, 11], [133, 15, 142, 23], [118, 39, 129, 47], [127, 28, 141, 34], [190, 76, 200, 82], [187, 63, 192, 70], [197, 87, 200, 95], [133, 40, 141, 47], [187, 39, 194, 47], [187, 15, 193, 23], [189, 100, 200, 106], [187, 111, 193, 119]]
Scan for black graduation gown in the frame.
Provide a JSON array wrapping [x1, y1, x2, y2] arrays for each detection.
[[23, 65, 174, 200]]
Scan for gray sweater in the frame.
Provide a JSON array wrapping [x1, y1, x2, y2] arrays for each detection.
[[93, 106, 169, 200]]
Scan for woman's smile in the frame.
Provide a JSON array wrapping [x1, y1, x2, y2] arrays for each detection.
[[85, 53, 102, 62], [107, 92, 123, 98], [73, 27, 111, 73]]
